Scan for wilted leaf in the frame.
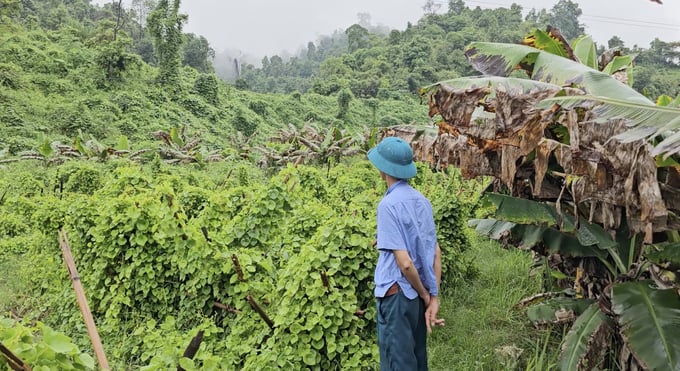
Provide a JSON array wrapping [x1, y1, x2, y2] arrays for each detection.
[[523, 28, 572, 60], [559, 303, 613, 371]]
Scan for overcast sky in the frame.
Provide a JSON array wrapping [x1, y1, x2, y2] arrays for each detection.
[[97, 0, 680, 58]]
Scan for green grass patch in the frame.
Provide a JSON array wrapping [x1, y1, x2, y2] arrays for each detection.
[[429, 235, 545, 370], [0, 256, 28, 315]]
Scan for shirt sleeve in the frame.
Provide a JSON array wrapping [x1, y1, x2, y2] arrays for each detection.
[[376, 203, 406, 251], [416, 202, 439, 296]]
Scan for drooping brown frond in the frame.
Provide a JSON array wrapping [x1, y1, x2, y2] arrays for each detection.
[[396, 82, 675, 238]]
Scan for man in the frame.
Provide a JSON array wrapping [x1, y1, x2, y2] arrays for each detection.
[[367, 136, 444, 371]]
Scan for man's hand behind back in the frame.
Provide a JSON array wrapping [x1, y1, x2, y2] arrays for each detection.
[[425, 296, 445, 333]]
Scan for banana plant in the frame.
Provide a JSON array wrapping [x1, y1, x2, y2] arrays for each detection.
[[150, 127, 223, 164], [469, 192, 680, 370], [465, 33, 680, 158], [411, 28, 680, 370], [256, 123, 362, 169]]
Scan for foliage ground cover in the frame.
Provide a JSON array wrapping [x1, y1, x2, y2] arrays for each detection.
[[0, 157, 490, 369]]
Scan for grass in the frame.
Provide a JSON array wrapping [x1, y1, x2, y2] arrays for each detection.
[[0, 257, 21, 314], [0, 255, 33, 320], [429, 234, 546, 371]]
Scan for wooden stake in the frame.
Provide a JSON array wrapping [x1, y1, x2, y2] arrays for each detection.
[[246, 294, 274, 329], [58, 229, 110, 371], [232, 254, 244, 282], [0, 342, 31, 371], [213, 301, 241, 314], [320, 270, 330, 294], [177, 330, 204, 371]]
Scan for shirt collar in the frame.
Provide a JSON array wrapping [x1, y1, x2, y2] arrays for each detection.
[[385, 180, 406, 196]]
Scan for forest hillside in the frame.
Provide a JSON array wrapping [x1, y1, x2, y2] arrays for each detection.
[[2, 0, 679, 157]]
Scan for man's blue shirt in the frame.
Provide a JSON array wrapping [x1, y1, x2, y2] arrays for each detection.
[[374, 180, 438, 299]]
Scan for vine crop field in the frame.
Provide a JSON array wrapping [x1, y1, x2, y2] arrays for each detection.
[[0, 157, 541, 370]]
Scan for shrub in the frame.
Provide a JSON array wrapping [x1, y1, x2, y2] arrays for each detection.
[[0, 62, 23, 89], [192, 73, 219, 105], [231, 108, 260, 137], [64, 165, 102, 195]]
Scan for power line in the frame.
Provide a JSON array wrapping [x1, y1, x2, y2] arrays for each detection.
[[431, 0, 679, 32], [581, 14, 677, 28], [582, 16, 678, 31]]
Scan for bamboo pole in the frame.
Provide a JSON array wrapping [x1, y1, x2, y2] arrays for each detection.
[[58, 229, 110, 371]]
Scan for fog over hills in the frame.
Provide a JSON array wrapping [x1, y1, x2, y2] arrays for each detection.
[[93, 0, 679, 60]]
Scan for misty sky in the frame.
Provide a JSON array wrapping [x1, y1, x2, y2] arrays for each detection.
[[97, 0, 680, 58]]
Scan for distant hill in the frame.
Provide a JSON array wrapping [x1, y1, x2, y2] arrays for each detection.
[[0, 1, 428, 155], [1, 0, 677, 155]]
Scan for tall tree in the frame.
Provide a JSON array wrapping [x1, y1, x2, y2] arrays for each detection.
[[547, 0, 584, 41], [422, 0, 441, 16], [130, 0, 156, 40], [345, 24, 369, 53], [147, 0, 187, 86], [448, 0, 466, 15], [182, 33, 214, 73], [608, 35, 625, 50]]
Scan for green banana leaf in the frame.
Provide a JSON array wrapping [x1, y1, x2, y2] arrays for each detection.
[[486, 194, 620, 238], [511, 224, 545, 248], [469, 217, 607, 258], [655, 154, 680, 168], [464, 42, 539, 77], [73, 135, 90, 157], [37, 139, 53, 159], [464, 42, 650, 104], [612, 281, 680, 370], [646, 242, 680, 270], [116, 135, 130, 151], [169, 127, 184, 147], [558, 303, 613, 371], [601, 55, 633, 76], [542, 228, 607, 259], [577, 221, 617, 249], [655, 94, 680, 109], [467, 218, 515, 240], [526, 297, 595, 326], [571, 36, 598, 70], [473, 194, 616, 259], [484, 193, 558, 226]]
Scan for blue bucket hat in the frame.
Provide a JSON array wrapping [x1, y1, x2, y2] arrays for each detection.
[[367, 136, 417, 179]]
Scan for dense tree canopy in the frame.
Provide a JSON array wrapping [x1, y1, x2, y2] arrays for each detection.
[[231, 0, 679, 101], [0, 0, 678, 152]]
